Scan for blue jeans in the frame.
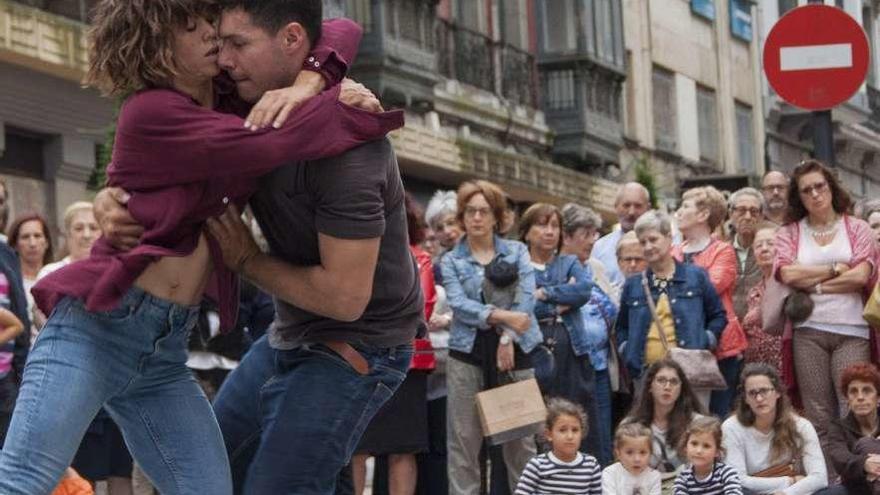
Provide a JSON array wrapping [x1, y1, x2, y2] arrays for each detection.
[[213, 335, 412, 495], [594, 369, 613, 466], [710, 356, 743, 418], [0, 288, 231, 495]]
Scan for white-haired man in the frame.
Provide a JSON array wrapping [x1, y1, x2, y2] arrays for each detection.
[[590, 182, 651, 290]]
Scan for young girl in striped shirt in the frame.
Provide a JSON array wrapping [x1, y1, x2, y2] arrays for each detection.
[[674, 416, 742, 495], [514, 398, 602, 495]]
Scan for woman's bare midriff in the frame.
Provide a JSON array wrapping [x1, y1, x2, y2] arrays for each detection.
[[134, 233, 212, 306]]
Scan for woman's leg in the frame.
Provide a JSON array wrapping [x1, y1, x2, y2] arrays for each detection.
[[445, 358, 484, 495], [831, 335, 871, 416], [0, 310, 121, 495], [387, 453, 417, 495]]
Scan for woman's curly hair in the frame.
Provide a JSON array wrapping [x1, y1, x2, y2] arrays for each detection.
[[85, 0, 219, 96]]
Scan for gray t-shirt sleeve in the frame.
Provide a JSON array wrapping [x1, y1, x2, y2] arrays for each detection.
[[309, 141, 389, 239]]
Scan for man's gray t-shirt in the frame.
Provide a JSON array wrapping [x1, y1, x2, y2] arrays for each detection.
[[249, 138, 423, 349]]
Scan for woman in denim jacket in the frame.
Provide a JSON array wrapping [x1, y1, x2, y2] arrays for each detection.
[[616, 211, 727, 406], [440, 180, 541, 495], [518, 203, 601, 459]]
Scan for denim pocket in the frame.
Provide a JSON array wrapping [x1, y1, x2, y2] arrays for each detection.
[[344, 380, 395, 457], [66, 298, 136, 324]]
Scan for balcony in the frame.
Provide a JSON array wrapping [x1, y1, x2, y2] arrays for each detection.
[[436, 20, 539, 108], [0, 0, 88, 81], [535, 0, 626, 166], [345, 0, 439, 109]]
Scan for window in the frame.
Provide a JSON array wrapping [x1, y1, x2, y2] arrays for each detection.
[[456, 0, 487, 33], [0, 127, 46, 179], [697, 87, 719, 163], [544, 70, 577, 111], [543, 0, 577, 53], [652, 67, 677, 152], [864, 6, 877, 88], [595, 0, 616, 64], [778, 0, 798, 16], [502, 0, 529, 51], [736, 103, 755, 173]]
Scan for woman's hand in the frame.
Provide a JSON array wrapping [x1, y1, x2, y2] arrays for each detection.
[[534, 288, 547, 301], [505, 311, 532, 334], [339, 78, 383, 112], [428, 313, 451, 331], [206, 205, 262, 273], [244, 70, 325, 130], [497, 340, 514, 372], [865, 454, 880, 477]]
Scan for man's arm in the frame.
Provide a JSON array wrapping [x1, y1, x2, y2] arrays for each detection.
[[207, 206, 378, 322]]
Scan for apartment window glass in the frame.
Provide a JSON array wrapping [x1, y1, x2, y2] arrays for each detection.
[[456, 0, 486, 33], [543, 0, 577, 52], [778, 0, 798, 16], [544, 70, 577, 110], [652, 67, 677, 152], [595, 0, 616, 64], [697, 87, 719, 163], [735, 103, 755, 173], [865, 6, 877, 87], [0, 127, 46, 179], [502, 0, 529, 51]]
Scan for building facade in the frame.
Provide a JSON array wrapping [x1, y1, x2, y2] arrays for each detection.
[[620, 0, 765, 206], [0, 0, 111, 232]]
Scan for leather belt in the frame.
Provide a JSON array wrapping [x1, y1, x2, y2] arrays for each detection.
[[325, 341, 370, 375]]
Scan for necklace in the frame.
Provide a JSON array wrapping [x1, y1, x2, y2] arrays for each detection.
[[806, 216, 839, 239]]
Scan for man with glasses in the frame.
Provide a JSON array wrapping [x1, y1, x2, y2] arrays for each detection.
[[728, 187, 765, 325], [761, 171, 789, 225]]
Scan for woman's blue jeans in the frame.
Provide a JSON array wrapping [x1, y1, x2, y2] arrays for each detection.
[[0, 288, 232, 495]]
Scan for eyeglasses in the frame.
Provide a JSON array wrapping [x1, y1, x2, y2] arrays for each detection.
[[619, 256, 645, 264], [464, 206, 492, 218], [762, 185, 787, 193], [654, 377, 681, 388], [799, 182, 829, 197], [746, 387, 775, 400], [731, 206, 762, 217]]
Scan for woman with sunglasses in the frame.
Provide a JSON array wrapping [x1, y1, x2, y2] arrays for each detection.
[[774, 160, 879, 455]]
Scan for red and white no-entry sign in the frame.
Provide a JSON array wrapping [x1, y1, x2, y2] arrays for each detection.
[[763, 4, 869, 111]]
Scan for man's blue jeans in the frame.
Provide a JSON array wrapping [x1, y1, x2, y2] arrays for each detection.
[[0, 288, 232, 495], [213, 335, 412, 495]]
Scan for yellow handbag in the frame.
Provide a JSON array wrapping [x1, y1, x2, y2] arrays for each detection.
[[865, 281, 880, 328]]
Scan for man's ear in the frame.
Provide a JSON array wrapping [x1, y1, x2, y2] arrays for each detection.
[[277, 22, 308, 55]]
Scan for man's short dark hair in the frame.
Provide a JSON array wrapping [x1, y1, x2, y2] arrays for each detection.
[[220, 0, 322, 43]]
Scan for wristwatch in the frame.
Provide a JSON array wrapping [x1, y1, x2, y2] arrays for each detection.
[[500, 334, 512, 346]]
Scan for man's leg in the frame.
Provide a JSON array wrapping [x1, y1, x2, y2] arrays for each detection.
[[242, 343, 410, 495], [212, 335, 277, 493]]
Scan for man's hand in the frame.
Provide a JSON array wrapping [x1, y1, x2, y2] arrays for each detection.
[[340, 78, 383, 113], [245, 70, 325, 130], [94, 187, 143, 251], [205, 205, 262, 273]]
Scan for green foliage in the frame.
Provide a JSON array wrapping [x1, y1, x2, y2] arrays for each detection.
[[633, 155, 659, 209], [88, 100, 122, 191]]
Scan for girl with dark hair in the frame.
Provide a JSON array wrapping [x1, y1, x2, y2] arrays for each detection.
[[722, 363, 827, 494], [775, 159, 879, 455], [622, 358, 706, 489]]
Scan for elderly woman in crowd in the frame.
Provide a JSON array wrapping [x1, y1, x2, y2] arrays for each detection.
[[617, 231, 648, 285], [861, 199, 880, 245], [425, 190, 463, 258], [622, 358, 706, 489], [440, 180, 541, 494], [775, 159, 879, 451], [518, 203, 601, 460], [674, 185, 747, 417], [38, 202, 100, 278], [617, 210, 727, 409], [741, 222, 784, 374], [826, 362, 880, 495], [558, 202, 618, 465], [722, 363, 828, 494]]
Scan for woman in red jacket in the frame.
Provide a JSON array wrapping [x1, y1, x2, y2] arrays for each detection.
[[673, 185, 747, 417]]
